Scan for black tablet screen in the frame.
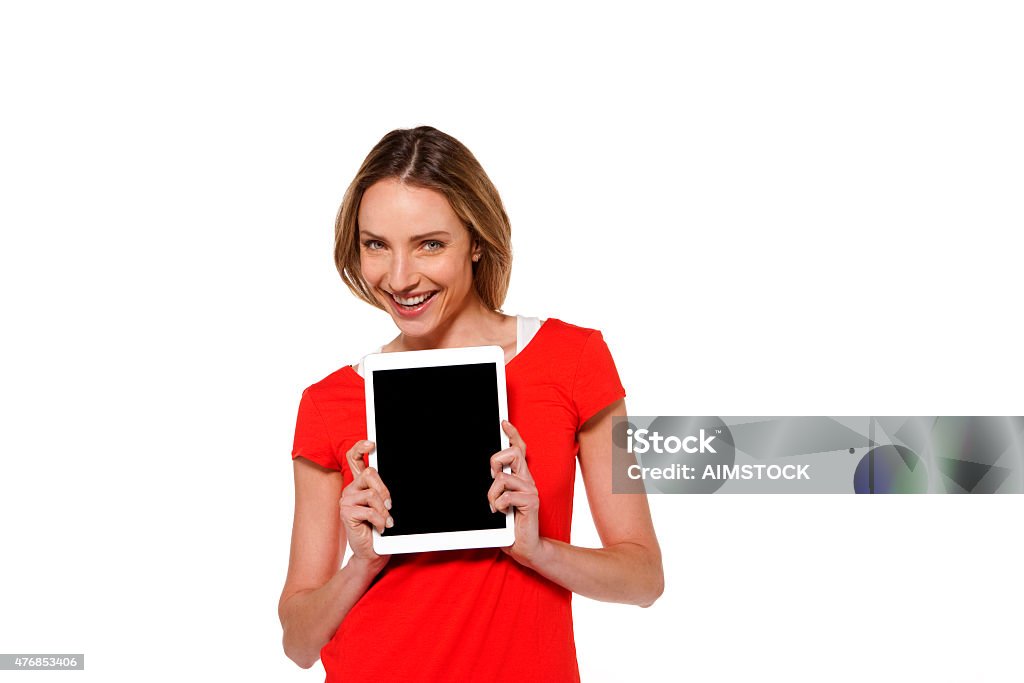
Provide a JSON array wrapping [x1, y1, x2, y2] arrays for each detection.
[[372, 362, 505, 537]]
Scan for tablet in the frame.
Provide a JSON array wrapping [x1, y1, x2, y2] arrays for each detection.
[[363, 344, 514, 555]]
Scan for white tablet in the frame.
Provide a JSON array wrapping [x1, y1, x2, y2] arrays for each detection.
[[363, 344, 514, 555]]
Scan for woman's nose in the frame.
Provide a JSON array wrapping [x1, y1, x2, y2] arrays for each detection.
[[388, 251, 419, 290]]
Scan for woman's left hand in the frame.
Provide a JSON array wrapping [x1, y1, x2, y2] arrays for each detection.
[[488, 420, 542, 566]]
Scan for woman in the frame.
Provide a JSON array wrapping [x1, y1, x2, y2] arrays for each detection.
[[278, 126, 663, 682]]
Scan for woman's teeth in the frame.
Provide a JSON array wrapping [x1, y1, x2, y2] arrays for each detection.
[[393, 291, 437, 307]]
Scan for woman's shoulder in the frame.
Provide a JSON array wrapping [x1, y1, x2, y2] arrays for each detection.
[[541, 317, 606, 346], [527, 318, 620, 369], [299, 363, 363, 401]]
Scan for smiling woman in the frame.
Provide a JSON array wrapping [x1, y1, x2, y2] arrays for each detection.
[[278, 126, 663, 683], [334, 127, 512, 327], [355, 179, 482, 333]]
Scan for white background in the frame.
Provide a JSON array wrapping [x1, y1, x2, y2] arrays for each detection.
[[1, 2, 1022, 681]]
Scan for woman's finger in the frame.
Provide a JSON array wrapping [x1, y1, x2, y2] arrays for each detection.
[[340, 500, 390, 534], [487, 471, 536, 512], [346, 440, 375, 478], [345, 487, 393, 527], [502, 420, 526, 458], [358, 466, 392, 510], [489, 445, 532, 481], [493, 489, 539, 514], [489, 448, 518, 477]]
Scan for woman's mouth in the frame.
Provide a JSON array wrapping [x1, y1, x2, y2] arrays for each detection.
[[387, 290, 439, 317]]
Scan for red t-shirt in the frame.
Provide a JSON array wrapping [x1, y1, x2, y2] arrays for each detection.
[[291, 318, 626, 682]]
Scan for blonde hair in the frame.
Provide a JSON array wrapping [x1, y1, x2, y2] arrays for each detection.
[[334, 126, 513, 312]]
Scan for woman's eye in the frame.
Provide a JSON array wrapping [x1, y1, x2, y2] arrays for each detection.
[[363, 239, 385, 251], [423, 240, 445, 251]]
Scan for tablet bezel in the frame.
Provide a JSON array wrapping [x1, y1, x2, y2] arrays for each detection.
[[363, 344, 514, 555]]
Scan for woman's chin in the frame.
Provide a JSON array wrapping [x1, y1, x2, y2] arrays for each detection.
[[388, 307, 439, 336]]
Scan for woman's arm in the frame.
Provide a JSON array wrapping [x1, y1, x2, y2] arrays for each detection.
[[278, 456, 388, 668], [490, 400, 664, 607]]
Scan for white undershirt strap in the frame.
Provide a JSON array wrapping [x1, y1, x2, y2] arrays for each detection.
[[516, 315, 542, 356]]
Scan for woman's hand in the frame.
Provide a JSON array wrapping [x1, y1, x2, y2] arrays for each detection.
[[339, 439, 393, 565], [488, 420, 543, 566]]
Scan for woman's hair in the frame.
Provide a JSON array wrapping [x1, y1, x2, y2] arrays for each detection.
[[334, 126, 513, 312]]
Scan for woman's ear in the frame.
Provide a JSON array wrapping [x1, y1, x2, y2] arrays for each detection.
[[471, 239, 482, 263]]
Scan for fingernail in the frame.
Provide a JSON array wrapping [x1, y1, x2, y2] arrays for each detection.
[[385, 498, 392, 510], [489, 504, 495, 514], [386, 516, 394, 528], [490, 469, 495, 479]]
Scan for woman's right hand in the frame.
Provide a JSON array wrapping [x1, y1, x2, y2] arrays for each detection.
[[340, 439, 393, 564]]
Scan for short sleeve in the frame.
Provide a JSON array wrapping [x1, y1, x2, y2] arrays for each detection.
[[291, 388, 341, 471], [571, 330, 627, 429]]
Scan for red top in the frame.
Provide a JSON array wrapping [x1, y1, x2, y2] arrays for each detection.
[[291, 318, 626, 682]]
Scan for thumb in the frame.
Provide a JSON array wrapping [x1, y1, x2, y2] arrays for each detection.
[[347, 440, 374, 476]]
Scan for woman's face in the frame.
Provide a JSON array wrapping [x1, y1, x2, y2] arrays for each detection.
[[358, 178, 481, 337]]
